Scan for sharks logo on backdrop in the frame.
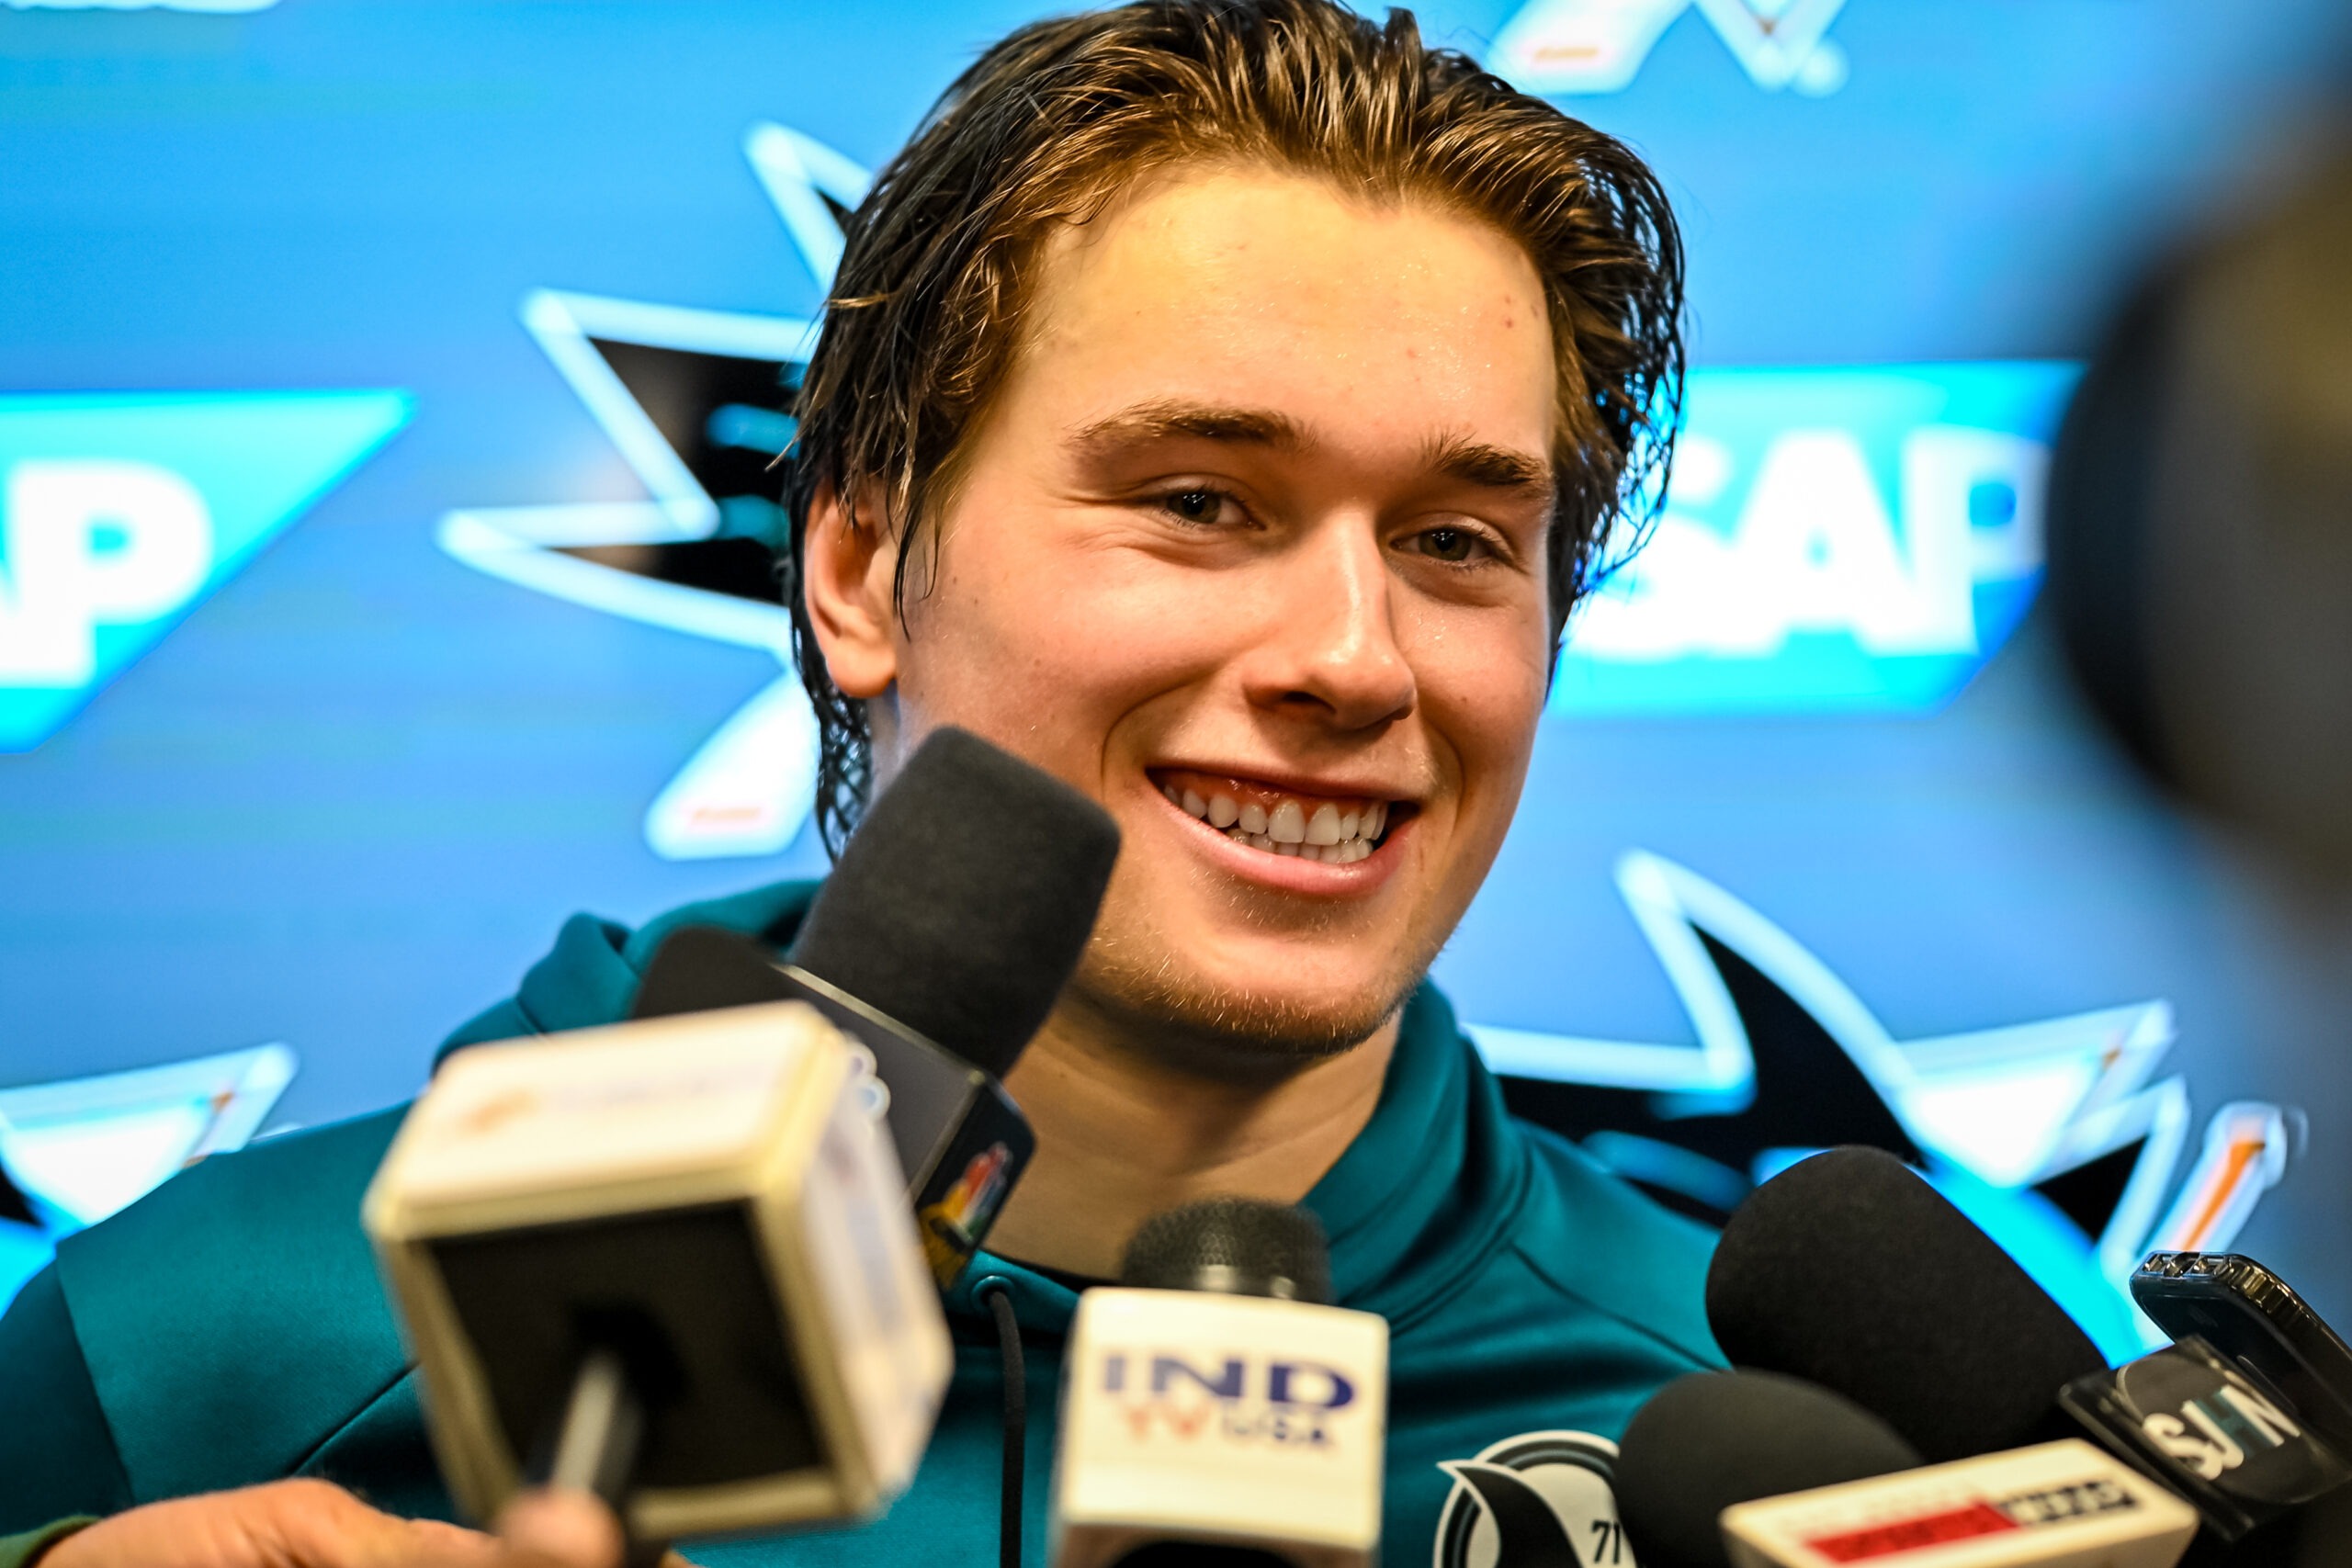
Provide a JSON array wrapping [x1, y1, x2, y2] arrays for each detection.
[[1476, 852, 2297, 1358], [1492, 0, 1855, 97], [0, 1045, 297, 1309], [1432, 1431, 1631, 1568], [435, 124, 867, 862]]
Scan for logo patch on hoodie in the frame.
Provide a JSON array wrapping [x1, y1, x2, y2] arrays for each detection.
[[1433, 1429, 1631, 1568]]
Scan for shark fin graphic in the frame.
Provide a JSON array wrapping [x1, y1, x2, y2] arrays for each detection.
[[1438, 1462, 1585, 1568]]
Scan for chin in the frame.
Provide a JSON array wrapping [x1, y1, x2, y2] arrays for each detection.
[[1074, 946, 1428, 1063]]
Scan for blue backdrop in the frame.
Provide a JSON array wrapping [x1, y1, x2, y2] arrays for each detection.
[[2, 0, 2348, 1352]]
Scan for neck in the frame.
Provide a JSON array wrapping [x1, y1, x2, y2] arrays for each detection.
[[982, 994, 1399, 1281]]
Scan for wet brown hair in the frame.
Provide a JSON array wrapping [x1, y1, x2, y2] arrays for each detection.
[[784, 0, 1684, 852]]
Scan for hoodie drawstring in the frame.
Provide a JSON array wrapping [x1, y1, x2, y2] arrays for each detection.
[[976, 1278, 1026, 1568]]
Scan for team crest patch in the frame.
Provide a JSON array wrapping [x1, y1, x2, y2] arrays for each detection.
[[1433, 1430, 1634, 1568]]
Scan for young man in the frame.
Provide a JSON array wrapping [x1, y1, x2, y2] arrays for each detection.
[[0, 3, 1718, 1563]]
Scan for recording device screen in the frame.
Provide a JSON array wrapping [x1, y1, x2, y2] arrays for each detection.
[[2, 0, 2348, 1359]]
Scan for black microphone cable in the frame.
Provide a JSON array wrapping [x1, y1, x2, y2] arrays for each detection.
[[975, 1276, 1028, 1568]]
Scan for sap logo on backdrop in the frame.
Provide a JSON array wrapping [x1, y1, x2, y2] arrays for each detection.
[[1493, 0, 1852, 96], [1552, 363, 2079, 716], [0, 392, 409, 750]]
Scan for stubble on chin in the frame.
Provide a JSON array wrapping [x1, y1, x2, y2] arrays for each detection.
[[1061, 914, 1446, 1069]]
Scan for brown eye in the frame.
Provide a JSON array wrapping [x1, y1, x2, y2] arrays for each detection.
[[1418, 526, 1478, 563], [1164, 489, 1224, 524]]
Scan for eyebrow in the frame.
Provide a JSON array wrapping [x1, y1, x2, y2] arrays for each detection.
[[1069, 400, 1306, 457], [1421, 431, 1553, 495], [1068, 398, 1553, 497]]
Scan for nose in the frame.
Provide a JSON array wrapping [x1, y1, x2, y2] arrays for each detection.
[[1238, 520, 1417, 732]]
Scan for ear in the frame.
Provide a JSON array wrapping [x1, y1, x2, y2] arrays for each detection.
[[801, 481, 899, 700]]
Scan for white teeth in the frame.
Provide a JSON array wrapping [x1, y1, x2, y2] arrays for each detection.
[[1163, 782, 1182, 805], [1190, 784, 1393, 863]]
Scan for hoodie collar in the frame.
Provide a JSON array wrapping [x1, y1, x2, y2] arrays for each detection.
[[944, 985, 1533, 1338], [476, 877, 1532, 1339]]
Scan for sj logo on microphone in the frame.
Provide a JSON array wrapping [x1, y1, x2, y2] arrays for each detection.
[[2142, 1378, 2304, 1482], [0, 391, 410, 750], [1100, 1350, 1356, 1449]]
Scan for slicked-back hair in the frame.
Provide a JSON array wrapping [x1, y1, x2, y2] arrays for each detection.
[[784, 0, 1684, 853]]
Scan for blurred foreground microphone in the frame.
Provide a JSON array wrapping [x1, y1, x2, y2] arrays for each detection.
[[1052, 1200, 1388, 1568], [1615, 1370, 1924, 1568], [631, 725, 1121, 1282], [1710, 1148, 2352, 1550], [2046, 150, 2352, 883], [364, 1002, 952, 1541]]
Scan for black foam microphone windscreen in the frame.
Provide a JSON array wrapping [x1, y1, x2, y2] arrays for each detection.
[[1705, 1146, 2105, 1463], [1119, 1196, 1334, 1303], [787, 726, 1121, 1080], [1615, 1370, 1924, 1568]]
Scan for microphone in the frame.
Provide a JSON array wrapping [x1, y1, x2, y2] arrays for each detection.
[[2060, 1335, 2352, 1544], [629, 725, 1121, 1283], [1708, 1148, 2352, 1550], [1051, 1199, 1389, 1568], [1614, 1370, 1925, 1568], [1616, 1370, 2194, 1568], [2130, 1250, 2352, 1458], [362, 730, 1114, 1544], [1706, 1146, 2105, 1465], [364, 999, 954, 1542], [1719, 1439, 2199, 1568]]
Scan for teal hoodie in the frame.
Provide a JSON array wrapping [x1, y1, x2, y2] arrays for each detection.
[[0, 879, 1721, 1566]]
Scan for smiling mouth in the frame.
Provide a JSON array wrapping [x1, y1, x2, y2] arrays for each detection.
[[1150, 768, 1403, 866]]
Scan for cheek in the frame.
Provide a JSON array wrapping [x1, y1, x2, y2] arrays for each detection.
[[1409, 604, 1551, 811], [894, 520, 1238, 766]]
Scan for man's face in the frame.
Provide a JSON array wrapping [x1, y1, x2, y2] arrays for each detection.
[[855, 164, 1558, 1057]]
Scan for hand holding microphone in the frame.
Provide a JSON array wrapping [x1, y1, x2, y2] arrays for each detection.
[[41, 1476, 638, 1568]]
